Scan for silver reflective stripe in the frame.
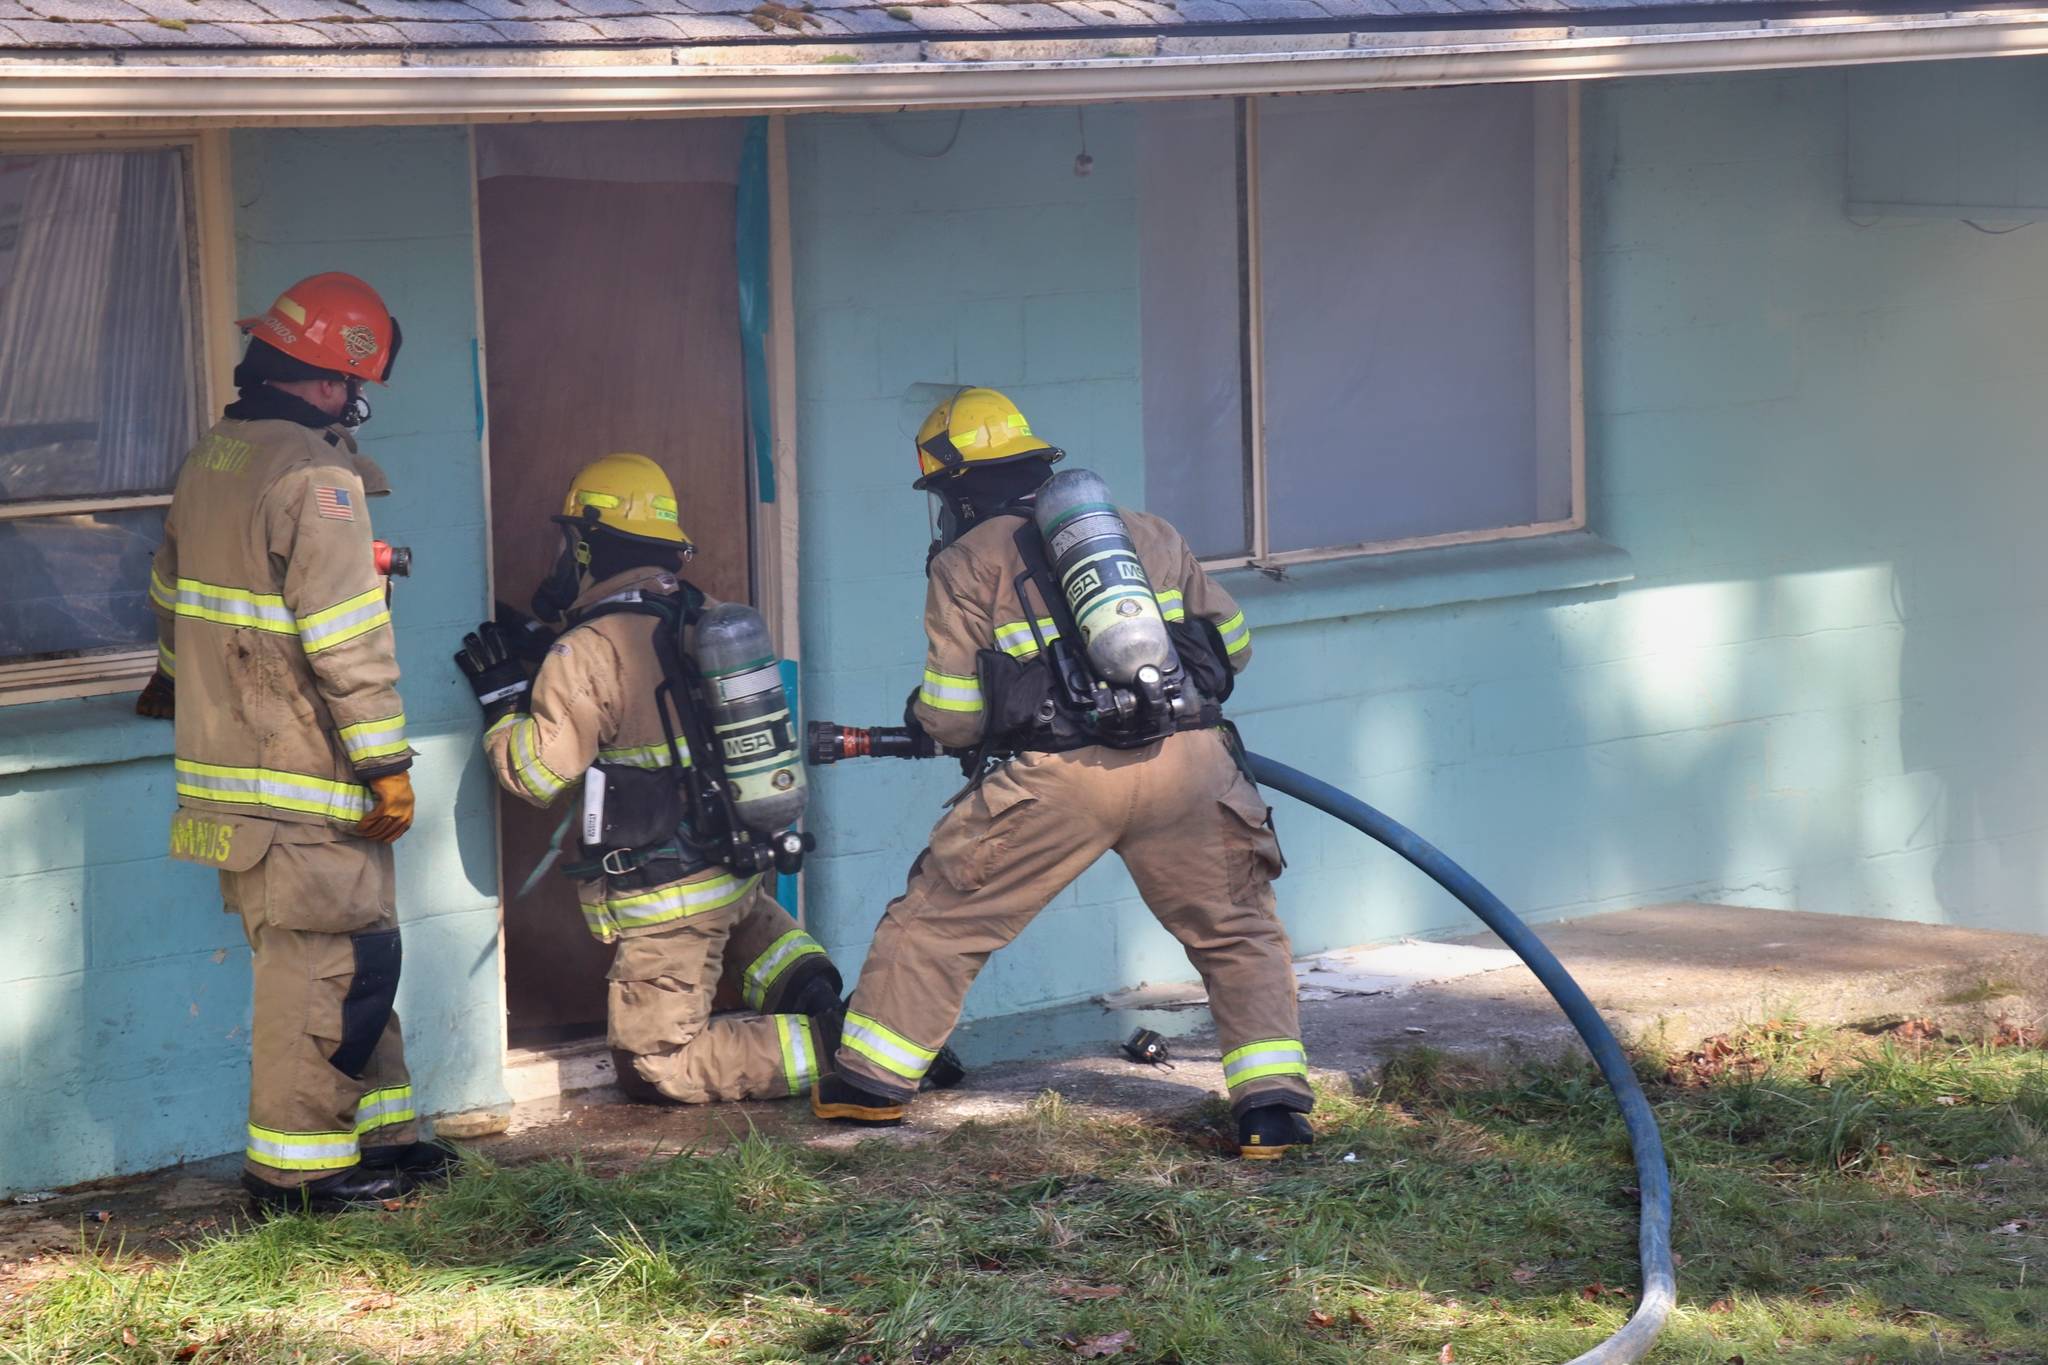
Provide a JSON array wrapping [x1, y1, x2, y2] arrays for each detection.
[[177, 584, 295, 630], [716, 663, 782, 704], [175, 762, 371, 819], [843, 1016, 934, 1080], [781, 1014, 819, 1092], [1221, 1044, 1307, 1085], [743, 930, 821, 1009], [246, 1131, 357, 1163], [300, 597, 388, 650], [995, 621, 1061, 654], [354, 1089, 414, 1132]]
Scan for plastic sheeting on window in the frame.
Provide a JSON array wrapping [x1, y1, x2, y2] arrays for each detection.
[[0, 148, 196, 503], [0, 505, 164, 661], [1137, 100, 1249, 561], [1256, 86, 1572, 553]]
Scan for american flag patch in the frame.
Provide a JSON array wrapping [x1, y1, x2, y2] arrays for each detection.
[[314, 486, 354, 521]]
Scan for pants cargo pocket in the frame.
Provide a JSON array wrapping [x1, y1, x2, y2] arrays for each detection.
[[607, 927, 717, 1057], [928, 765, 1039, 895], [1218, 779, 1285, 903], [261, 837, 395, 935]]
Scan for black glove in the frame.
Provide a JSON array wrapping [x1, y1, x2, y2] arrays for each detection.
[[900, 686, 939, 760], [492, 600, 557, 666], [456, 621, 533, 725]]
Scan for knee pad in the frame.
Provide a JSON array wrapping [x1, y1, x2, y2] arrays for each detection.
[[777, 956, 845, 1017], [329, 927, 402, 1079]]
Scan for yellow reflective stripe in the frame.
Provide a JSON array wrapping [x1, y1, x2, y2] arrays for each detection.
[[779, 1015, 819, 1096], [338, 712, 408, 763], [1220, 1038, 1308, 1090], [157, 640, 175, 678], [170, 577, 297, 635], [1157, 590, 1186, 622], [175, 759, 371, 821], [605, 873, 758, 930], [993, 618, 1061, 659], [149, 568, 174, 611], [920, 668, 983, 714], [580, 898, 621, 943], [742, 929, 827, 1011], [299, 587, 392, 655], [597, 741, 688, 770], [841, 1011, 937, 1082], [1218, 611, 1250, 656], [246, 1124, 358, 1172], [505, 715, 567, 803], [353, 1085, 415, 1137]]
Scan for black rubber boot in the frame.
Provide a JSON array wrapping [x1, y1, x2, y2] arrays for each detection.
[[811, 1073, 909, 1126], [1237, 1105, 1314, 1161], [241, 1165, 407, 1214], [809, 1000, 846, 1062], [609, 1048, 669, 1105], [922, 1044, 967, 1091], [360, 1139, 463, 1187]]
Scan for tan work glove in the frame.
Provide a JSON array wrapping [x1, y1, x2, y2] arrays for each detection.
[[356, 772, 415, 843], [135, 670, 175, 719]]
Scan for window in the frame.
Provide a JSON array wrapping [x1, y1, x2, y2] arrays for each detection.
[[0, 142, 218, 702], [1140, 86, 1581, 566]]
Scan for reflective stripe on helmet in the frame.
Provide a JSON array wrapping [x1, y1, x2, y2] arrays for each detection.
[[246, 1123, 359, 1172], [1220, 1038, 1308, 1091], [841, 1011, 937, 1083], [338, 712, 408, 765], [743, 928, 828, 1011], [353, 1084, 415, 1137], [779, 1014, 820, 1096], [919, 669, 983, 714], [175, 759, 371, 821]]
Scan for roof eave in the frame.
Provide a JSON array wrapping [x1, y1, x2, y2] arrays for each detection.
[[3, 9, 2047, 129]]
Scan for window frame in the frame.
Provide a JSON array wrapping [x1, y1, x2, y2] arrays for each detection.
[[1200, 85, 1586, 573], [0, 130, 237, 706]]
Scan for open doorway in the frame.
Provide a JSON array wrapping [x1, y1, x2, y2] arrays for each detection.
[[475, 120, 755, 1053]]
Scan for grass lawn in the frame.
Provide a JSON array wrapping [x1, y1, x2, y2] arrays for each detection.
[[3, 1021, 2043, 1364]]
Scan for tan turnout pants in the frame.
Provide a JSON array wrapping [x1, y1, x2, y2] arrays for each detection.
[[606, 880, 830, 1104], [839, 728, 1311, 1114], [221, 830, 416, 1188]]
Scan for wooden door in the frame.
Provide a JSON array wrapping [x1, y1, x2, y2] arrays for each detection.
[[476, 123, 751, 1042]]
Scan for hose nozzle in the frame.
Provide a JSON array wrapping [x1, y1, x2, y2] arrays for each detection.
[[806, 722, 937, 764]]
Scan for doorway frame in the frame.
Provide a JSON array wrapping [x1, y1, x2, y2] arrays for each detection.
[[468, 114, 803, 1096]]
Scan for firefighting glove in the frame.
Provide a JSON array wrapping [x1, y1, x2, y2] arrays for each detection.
[[493, 600, 557, 665], [135, 669, 174, 720], [900, 686, 938, 758], [357, 772, 416, 844], [456, 622, 533, 726]]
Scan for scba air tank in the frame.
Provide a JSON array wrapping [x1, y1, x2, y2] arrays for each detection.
[[693, 603, 808, 834], [1034, 468, 1177, 686]]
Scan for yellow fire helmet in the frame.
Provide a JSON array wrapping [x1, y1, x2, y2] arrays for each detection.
[[913, 386, 1063, 489], [555, 452, 694, 549]]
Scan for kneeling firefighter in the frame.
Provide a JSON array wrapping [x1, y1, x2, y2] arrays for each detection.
[[460, 454, 847, 1104], [812, 387, 1314, 1158]]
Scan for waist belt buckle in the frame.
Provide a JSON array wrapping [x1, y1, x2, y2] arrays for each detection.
[[600, 847, 640, 877]]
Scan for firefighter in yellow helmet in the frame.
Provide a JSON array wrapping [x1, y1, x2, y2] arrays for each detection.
[[138, 273, 456, 1213], [458, 454, 849, 1104], [812, 388, 1313, 1158]]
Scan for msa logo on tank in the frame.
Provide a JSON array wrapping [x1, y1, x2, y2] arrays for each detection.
[[695, 604, 807, 828]]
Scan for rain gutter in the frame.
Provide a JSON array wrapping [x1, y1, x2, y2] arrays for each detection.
[[2, 8, 2047, 127]]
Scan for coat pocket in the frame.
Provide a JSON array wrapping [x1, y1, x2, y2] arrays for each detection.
[[261, 835, 395, 935]]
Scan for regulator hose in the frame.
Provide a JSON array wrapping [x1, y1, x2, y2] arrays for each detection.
[[1245, 752, 1675, 1365]]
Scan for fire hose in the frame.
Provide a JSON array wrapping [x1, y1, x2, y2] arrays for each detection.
[[809, 722, 1676, 1365]]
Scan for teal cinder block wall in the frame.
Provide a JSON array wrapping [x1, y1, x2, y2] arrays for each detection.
[[791, 64, 2048, 1026], [0, 127, 505, 1195]]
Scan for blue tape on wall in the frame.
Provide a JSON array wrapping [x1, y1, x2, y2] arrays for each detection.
[[738, 118, 776, 504]]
